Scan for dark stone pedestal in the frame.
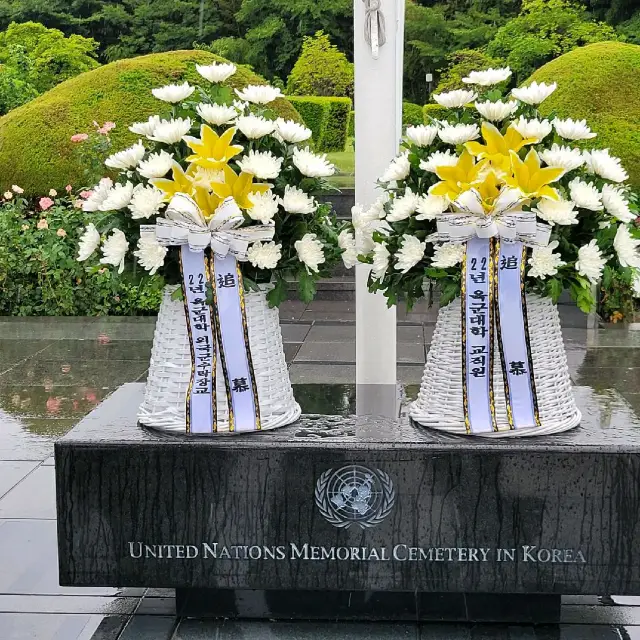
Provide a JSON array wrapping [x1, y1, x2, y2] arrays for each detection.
[[56, 383, 640, 622]]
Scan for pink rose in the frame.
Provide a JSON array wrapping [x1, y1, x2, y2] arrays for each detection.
[[98, 121, 116, 135], [71, 133, 89, 143], [65, 184, 73, 193], [80, 190, 93, 199], [39, 197, 54, 211], [37, 218, 49, 230], [56, 228, 67, 238]]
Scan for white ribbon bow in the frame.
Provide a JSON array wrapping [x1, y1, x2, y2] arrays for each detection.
[[362, 0, 386, 59], [429, 188, 551, 248], [154, 194, 275, 261]]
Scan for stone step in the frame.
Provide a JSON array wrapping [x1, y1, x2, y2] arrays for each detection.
[[317, 189, 354, 219]]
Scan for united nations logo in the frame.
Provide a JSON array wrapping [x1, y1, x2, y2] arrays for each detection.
[[314, 465, 395, 529]]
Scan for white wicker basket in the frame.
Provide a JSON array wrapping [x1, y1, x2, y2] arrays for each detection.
[[138, 285, 301, 434], [410, 293, 581, 437]]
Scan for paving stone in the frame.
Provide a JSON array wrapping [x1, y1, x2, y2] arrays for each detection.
[[0, 594, 139, 615], [0, 613, 105, 640], [280, 324, 312, 343], [118, 615, 176, 639], [289, 364, 355, 384], [0, 466, 56, 519], [0, 461, 38, 499]]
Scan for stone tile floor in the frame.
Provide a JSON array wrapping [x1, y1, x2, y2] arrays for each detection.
[[1, 302, 640, 639]]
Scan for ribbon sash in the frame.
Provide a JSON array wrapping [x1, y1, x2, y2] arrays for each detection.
[[211, 253, 261, 433], [495, 240, 540, 429], [462, 238, 497, 434], [180, 246, 217, 434]]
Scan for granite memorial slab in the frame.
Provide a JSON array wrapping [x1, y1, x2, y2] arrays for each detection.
[[55, 383, 640, 622]]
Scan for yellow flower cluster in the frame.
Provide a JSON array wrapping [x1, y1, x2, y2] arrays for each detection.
[[151, 125, 268, 219], [429, 122, 564, 212]]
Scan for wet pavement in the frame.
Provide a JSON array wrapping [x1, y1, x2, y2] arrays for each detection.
[[1, 304, 640, 639]]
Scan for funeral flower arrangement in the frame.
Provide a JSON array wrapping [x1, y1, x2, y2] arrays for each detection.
[[75, 62, 344, 307], [348, 66, 639, 311]]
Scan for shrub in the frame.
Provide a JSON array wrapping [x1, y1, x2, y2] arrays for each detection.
[[287, 31, 354, 98], [403, 101, 424, 126], [423, 103, 449, 123], [288, 96, 351, 152], [348, 110, 355, 138], [530, 41, 640, 187], [434, 49, 504, 93], [0, 50, 301, 197], [0, 192, 163, 316]]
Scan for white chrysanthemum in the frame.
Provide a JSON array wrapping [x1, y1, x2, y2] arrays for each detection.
[[602, 184, 634, 223], [371, 243, 390, 280], [196, 103, 237, 126], [235, 84, 283, 104], [247, 242, 281, 270], [380, 152, 410, 182], [395, 235, 426, 273], [134, 235, 167, 275], [386, 188, 421, 222], [462, 67, 512, 86], [152, 82, 194, 103], [196, 62, 236, 83], [405, 124, 439, 147], [292, 147, 335, 178], [511, 81, 557, 105], [148, 118, 192, 144], [236, 114, 276, 139], [236, 150, 283, 180], [420, 150, 458, 173], [105, 140, 145, 170], [352, 202, 390, 254], [295, 233, 325, 273], [129, 115, 161, 137], [539, 144, 584, 172], [569, 178, 603, 211], [77, 224, 101, 261], [432, 89, 477, 109], [583, 149, 629, 183], [82, 178, 113, 212], [137, 150, 174, 179], [281, 185, 317, 214], [510, 116, 552, 142], [274, 118, 312, 143], [534, 197, 579, 226], [475, 100, 518, 122], [100, 182, 135, 211], [99, 229, 129, 274], [415, 194, 448, 221], [191, 167, 224, 190], [247, 191, 279, 224], [431, 243, 465, 269], [553, 118, 597, 141], [528, 241, 565, 279], [338, 229, 358, 269], [438, 123, 480, 145], [128, 185, 165, 219], [614, 225, 640, 268], [575, 239, 606, 284]]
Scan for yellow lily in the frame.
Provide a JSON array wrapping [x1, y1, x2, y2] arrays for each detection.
[[150, 162, 196, 201], [429, 151, 488, 200], [505, 150, 564, 200], [193, 187, 223, 220], [465, 122, 537, 174], [184, 125, 243, 169], [210, 165, 270, 210], [474, 171, 502, 212]]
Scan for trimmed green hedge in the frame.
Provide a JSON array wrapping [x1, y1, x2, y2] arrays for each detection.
[[530, 42, 640, 187], [289, 95, 351, 152], [348, 110, 355, 138], [423, 103, 450, 123], [403, 101, 424, 126], [0, 50, 301, 196]]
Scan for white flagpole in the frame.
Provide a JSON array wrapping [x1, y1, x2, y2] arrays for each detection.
[[354, 0, 404, 416]]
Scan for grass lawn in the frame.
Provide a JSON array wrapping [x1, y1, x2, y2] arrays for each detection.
[[327, 138, 354, 189]]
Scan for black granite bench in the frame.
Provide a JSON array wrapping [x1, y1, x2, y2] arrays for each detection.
[[55, 383, 640, 623]]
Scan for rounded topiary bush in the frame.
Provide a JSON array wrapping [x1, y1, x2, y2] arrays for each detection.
[[0, 50, 300, 196], [529, 42, 640, 187]]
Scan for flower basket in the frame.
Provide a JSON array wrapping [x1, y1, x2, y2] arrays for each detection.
[[410, 293, 581, 437], [138, 285, 300, 434]]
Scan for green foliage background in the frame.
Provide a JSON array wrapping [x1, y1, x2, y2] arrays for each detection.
[[288, 95, 351, 152], [0, 49, 300, 196]]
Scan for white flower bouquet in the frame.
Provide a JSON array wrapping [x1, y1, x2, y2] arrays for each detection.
[[76, 63, 346, 306], [351, 67, 639, 311]]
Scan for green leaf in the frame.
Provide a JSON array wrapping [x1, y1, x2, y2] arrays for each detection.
[[297, 268, 316, 304], [267, 277, 288, 308], [171, 287, 184, 302], [546, 278, 563, 304]]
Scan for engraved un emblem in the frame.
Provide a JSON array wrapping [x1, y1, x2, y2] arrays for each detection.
[[315, 465, 395, 529]]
